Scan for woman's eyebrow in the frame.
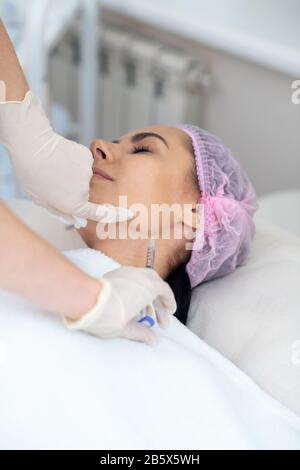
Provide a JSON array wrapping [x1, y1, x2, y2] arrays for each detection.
[[112, 131, 169, 149]]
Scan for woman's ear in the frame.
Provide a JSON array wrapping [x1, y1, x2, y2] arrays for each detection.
[[173, 202, 202, 243], [181, 203, 201, 232]]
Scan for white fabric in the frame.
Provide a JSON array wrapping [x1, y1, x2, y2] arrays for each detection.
[[253, 189, 300, 238], [187, 219, 300, 416], [0, 247, 300, 449], [63, 247, 120, 275]]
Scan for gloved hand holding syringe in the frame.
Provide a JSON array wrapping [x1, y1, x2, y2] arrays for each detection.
[[135, 238, 162, 329]]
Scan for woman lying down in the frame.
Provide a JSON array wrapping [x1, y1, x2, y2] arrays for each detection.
[[0, 18, 258, 347], [75, 121, 259, 330], [0, 88, 258, 344]]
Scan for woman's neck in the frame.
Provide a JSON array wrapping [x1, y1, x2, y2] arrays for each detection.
[[77, 222, 183, 280], [92, 236, 170, 279]]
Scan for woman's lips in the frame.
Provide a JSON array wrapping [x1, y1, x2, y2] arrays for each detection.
[[92, 167, 114, 181]]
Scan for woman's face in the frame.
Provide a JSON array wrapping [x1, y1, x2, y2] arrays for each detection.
[[80, 124, 200, 245], [90, 123, 197, 205]]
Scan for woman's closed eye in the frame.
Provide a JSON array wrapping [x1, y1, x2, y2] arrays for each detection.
[[131, 145, 151, 154]]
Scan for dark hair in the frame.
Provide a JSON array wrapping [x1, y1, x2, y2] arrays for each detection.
[[165, 259, 192, 325]]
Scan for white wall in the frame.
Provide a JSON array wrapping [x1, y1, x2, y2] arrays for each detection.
[[103, 0, 300, 77]]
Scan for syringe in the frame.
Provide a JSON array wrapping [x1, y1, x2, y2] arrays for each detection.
[[135, 238, 157, 328]]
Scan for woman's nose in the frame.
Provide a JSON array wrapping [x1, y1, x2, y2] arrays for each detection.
[[90, 139, 112, 161]]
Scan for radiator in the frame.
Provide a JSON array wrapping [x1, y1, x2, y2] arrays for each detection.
[[49, 21, 210, 142]]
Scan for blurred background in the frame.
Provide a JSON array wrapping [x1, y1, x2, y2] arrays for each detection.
[[0, 0, 299, 232]]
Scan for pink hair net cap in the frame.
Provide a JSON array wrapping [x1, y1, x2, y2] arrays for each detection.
[[173, 124, 259, 288]]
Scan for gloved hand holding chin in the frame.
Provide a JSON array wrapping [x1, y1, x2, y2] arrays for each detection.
[[0, 90, 133, 226]]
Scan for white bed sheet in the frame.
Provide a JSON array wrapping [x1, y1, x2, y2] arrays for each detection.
[[1, 275, 300, 449]]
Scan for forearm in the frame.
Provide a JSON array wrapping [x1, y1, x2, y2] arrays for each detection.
[[0, 202, 102, 319], [0, 19, 29, 101]]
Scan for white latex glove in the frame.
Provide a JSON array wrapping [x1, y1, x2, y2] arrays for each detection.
[[0, 90, 133, 227], [62, 266, 177, 346]]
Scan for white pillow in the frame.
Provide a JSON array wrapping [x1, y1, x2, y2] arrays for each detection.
[[187, 219, 300, 415], [254, 189, 300, 237]]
